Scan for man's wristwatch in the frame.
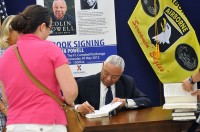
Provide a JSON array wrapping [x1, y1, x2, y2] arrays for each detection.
[[189, 76, 195, 84], [125, 98, 128, 107]]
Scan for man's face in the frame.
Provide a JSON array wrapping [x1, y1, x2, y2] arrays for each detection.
[[52, 0, 67, 20], [87, 0, 96, 7], [100, 62, 122, 86]]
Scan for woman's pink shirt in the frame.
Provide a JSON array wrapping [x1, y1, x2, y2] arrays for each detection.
[[0, 34, 69, 125]]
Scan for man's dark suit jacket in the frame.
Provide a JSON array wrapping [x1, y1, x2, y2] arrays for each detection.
[[75, 73, 152, 110]]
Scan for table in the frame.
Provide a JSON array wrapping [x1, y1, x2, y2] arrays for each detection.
[[83, 106, 199, 132]]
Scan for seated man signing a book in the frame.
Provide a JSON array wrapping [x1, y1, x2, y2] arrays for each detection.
[[75, 55, 152, 115]]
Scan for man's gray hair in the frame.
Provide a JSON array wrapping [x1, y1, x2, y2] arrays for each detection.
[[104, 55, 125, 71], [53, 0, 67, 6]]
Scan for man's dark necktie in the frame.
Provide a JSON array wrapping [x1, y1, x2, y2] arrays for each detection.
[[105, 86, 113, 105]]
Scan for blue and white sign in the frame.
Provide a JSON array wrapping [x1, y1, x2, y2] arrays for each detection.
[[37, 0, 117, 77]]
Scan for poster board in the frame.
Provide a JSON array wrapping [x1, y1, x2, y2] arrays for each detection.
[[37, 0, 117, 77]]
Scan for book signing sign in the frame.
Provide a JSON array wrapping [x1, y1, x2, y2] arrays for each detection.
[[37, 0, 117, 77]]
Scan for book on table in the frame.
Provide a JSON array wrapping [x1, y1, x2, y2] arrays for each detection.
[[174, 108, 197, 113], [172, 111, 195, 116], [173, 115, 196, 121], [163, 103, 197, 109], [85, 102, 122, 119]]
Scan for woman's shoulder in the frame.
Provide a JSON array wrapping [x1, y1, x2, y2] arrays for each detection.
[[44, 40, 61, 51]]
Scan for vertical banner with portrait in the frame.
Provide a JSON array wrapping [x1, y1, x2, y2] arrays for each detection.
[[37, 0, 117, 77]]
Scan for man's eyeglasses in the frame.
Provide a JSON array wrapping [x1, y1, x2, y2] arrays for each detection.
[[103, 69, 121, 80]]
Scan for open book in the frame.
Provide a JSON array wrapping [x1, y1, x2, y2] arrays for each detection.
[[163, 83, 197, 109], [85, 102, 122, 119]]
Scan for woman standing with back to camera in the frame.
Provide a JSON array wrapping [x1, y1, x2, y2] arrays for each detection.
[[0, 15, 19, 132], [0, 5, 78, 132]]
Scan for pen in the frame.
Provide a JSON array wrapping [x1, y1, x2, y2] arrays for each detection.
[[86, 101, 95, 113]]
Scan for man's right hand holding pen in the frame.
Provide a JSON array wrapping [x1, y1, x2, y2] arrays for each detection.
[[77, 101, 95, 115]]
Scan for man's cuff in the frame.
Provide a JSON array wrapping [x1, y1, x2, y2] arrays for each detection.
[[126, 99, 138, 108]]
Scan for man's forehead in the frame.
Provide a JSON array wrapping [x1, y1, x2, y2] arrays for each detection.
[[53, 1, 66, 7], [103, 63, 120, 70]]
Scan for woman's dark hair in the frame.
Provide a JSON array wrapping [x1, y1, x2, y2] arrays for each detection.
[[11, 5, 51, 34]]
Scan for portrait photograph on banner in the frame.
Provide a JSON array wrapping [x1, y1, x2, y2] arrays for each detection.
[[44, 0, 76, 35], [37, 0, 117, 77]]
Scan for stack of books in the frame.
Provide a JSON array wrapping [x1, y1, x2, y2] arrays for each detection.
[[163, 83, 198, 121], [171, 108, 196, 121]]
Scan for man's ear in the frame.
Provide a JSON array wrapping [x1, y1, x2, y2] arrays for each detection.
[[102, 62, 105, 69]]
